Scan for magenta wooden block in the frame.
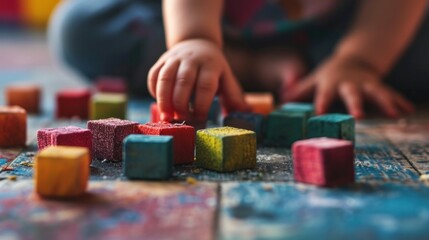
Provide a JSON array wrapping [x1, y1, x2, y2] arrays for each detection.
[[87, 118, 139, 161], [292, 138, 354, 187], [37, 126, 93, 162]]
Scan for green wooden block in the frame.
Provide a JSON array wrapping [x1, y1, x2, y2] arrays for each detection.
[[196, 127, 256, 172], [308, 114, 355, 142], [280, 102, 315, 118], [264, 110, 307, 147], [123, 134, 173, 180], [91, 93, 127, 120]]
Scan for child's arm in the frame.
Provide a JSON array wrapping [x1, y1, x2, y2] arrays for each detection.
[[286, 0, 426, 118], [148, 0, 248, 122]]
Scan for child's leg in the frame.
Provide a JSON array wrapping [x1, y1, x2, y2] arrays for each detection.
[[48, 0, 164, 96]]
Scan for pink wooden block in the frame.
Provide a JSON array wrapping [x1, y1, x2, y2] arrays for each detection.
[[292, 138, 354, 187]]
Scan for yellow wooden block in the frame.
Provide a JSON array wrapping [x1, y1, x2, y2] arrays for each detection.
[[244, 93, 274, 115], [35, 146, 90, 198]]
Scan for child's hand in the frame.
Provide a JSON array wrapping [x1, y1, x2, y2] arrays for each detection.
[[148, 39, 248, 122], [284, 55, 415, 118]]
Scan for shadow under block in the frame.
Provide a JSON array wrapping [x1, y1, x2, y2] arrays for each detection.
[[56, 88, 91, 119], [90, 93, 127, 120], [6, 85, 40, 113], [244, 93, 274, 115], [223, 112, 266, 144], [35, 146, 90, 198], [292, 138, 354, 187], [0, 106, 26, 148], [138, 122, 195, 164], [95, 77, 127, 93], [123, 135, 173, 179], [308, 114, 355, 142], [196, 127, 256, 172], [265, 110, 306, 147], [37, 126, 93, 162], [88, 118, 139, 161]]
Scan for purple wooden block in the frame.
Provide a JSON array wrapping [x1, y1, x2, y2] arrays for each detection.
[[87, 118, 139, 161]]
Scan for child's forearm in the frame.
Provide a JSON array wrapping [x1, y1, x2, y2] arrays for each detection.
[[163, 0, 224, 48], [334, 0, 427, 76]]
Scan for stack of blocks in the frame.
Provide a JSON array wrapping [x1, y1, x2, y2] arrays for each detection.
[[244, 93, 274, 115], [56, 88, 91, 119], [223, 112, 265, 144], [90, 93, 127, 120], [95, 77, 127, 93], [37, 126, 93, 162], [308, 114, 355, 143], [138, 122, 195, 164], [88, 118, 138, 161], [35, 146, 90, 198], [6, 85, 40, 114], [123, 135, 173, 180], [0, 106, 26, 148], [293, 138, 355, 187], [196, 127, 256, 172]]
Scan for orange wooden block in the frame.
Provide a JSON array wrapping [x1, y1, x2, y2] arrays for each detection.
[[35, 146, 90, 198], [244, 93, 274, 115], [0, 106, 27, 148], [6, 85, 41, 113]]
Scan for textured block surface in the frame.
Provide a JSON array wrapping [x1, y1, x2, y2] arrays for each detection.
[[150, 102, 160, 123], [88, 118, 139, 161], [265, 110, 306, 147], [138, 122, 195, 164], [0, 106, 26, 148], [293, 138, 355, 187], [123, 135, 173, 179], [37, 126, 92, 161], [95, 77, 127, 93], [56, 88, 91, 119], [196, 127, 256, 172], [308, 114, 355, 142], [90, 93, 127, 120], [6, 85, 40, 113], [244, 93, 274, 115], [35, 146, 90, 198], [223, 112, 265, 143]]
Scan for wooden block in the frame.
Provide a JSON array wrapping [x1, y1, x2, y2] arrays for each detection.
[[208, 97, 221, 124], [292, 138, 354, 187], [244, 93, 274, 115], [196, 127, 256, 172], [35, 146, 90, 198], [123, 134, 173, 179], [308, 114, 355, 143], [56, 88, 91, 119], [0, 106, 26, 148], [6, 85, 40, 113], [223, 112, 266, 144], [280, 102, 314, 118], [95, 77, 127, 93], [150, 102, 160, 123], [90, 93, 127, 120], [264, 110, 306, 147], [87, 118, 138, 161], [138, 122, 195, 164], [37, 126, 93, 162]]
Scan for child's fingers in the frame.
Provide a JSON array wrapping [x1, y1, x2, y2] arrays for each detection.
[[219, 66, 249, 113], [315, 81, 336, 115], [283, 77, 315, 102], [147, 60, 165, 98], [394, 92, 415, 114], [156, 59, 181, 121], [339, 83, 364, 119], [193, 67, 219, 122], [172, 61, 198, 120]]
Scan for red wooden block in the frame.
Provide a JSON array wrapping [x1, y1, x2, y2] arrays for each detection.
[[56, 88, 91, 119], [0, 106, 26, 148], [95, 77, 127, 93], [138, 122, 195, 164], [6, 85, 41, 114], [37, 126, 93, 162], [150, 102, 160, 123], [0, 0, 21, 23], [292, 138, 354, 187], [88, 118, 139, 161]]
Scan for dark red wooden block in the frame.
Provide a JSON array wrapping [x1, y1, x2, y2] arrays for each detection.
[[95, 77, 127, 93], [138, 122, 195, 164], [56, 88, 91, 119], [292, 138, 354, 187]]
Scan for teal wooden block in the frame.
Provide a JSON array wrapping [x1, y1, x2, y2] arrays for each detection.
[[123, 134, 173, 180], [280, 102, 314, 118], [264, 110, 307, 148], [308, 114, 355, 142]]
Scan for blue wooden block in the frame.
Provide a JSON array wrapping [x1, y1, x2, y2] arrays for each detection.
[[223, 112, 266, 144], [308, 114, 355, 142], [264, 110, 307, 148], [208, 97, 221, 124], [123, 135, 173, 180]]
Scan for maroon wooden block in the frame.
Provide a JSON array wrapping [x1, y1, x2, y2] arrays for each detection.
[[150, 102, 160, 123], [88, 118, 139, 161], [56, 88, 91, 119], [95, 77, 127, 93], [138, 122, 195, 164], [37, 126, 93, 163], [292, 138, 355, 187]]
